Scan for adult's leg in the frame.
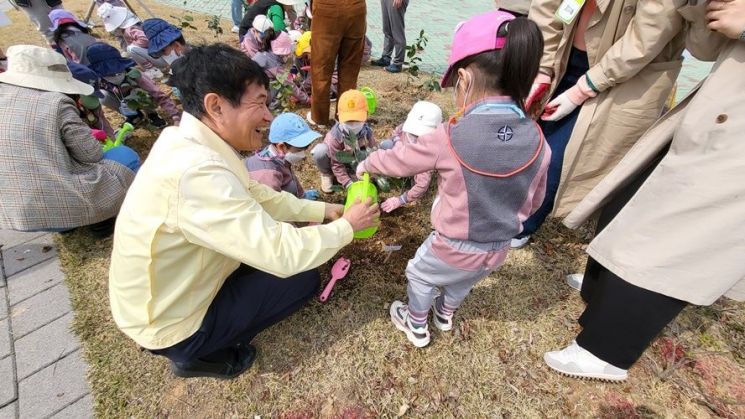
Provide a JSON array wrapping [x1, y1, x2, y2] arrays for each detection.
[[389, 0, 407, 66], [310, 5, 344, 125], [335, 5, 366, 106], [153, 265, 320, 363], [576, 271, 687, 369], [380, 0, 393, 61], [20, 1, 57, 43], [231, 0, 243, 27], [517, 48, 589, 238]]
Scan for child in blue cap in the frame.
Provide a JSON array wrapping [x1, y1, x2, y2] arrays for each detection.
[[244, 113, 321, 200], [142, 18, 189, 67]]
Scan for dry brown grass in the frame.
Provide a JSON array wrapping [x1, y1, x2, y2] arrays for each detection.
[[4, 1, 745, 417]]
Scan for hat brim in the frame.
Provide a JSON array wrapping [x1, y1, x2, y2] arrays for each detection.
[[339, 110, 367, 123], [91, 57, 135, 76], [284, 129, 321, 148], [402, 119, 437, 137], [147, 28, 182, 56], [0, 72, 93, 96]]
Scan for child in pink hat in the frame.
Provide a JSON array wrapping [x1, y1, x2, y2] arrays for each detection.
[[357, 11, 552, 347]]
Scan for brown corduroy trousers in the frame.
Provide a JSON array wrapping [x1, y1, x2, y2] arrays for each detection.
[[310, 0, 367, 125]]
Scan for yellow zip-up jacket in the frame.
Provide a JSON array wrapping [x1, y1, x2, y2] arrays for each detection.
[[109, 113, 354, 349]]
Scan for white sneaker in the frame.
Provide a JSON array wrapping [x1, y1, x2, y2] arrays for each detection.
[[306, 111, 326, 129], [511, 235, 531, 249], [566, 273, 584, 291], [390, 300, 430, 348], [320, 174, 334, 193], [231, 25, 239, 33], [544, 341, 628, 381], [431, 299, 453, 331], [143, 67, 164, 80]]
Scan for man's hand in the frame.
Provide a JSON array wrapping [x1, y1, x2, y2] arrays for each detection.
[[324, 203, 344, 221], [707, 0, 745, 40], [393, 0, 404, 9], [342, 198, 380, 232]]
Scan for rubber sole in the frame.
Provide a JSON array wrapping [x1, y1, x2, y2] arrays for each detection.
[[390, 304, 430, 348], [544, 362, 627, 382]]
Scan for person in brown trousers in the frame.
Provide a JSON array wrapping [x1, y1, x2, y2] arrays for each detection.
[[308, 0, 366, 126]]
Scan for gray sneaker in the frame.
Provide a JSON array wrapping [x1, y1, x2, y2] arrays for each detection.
[[544, 341, 628, 381], [390, 300, 430, 347], [565, 273, 584, 291], [431, 298, 453, 332]]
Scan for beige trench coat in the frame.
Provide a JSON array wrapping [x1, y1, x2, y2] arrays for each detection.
[[529, 0, 687, 217], [564, 6, 745, 305]]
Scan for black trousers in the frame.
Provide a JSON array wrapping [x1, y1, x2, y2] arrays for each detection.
[[575, 145, 687, 370], [152, 264, 320, 363]]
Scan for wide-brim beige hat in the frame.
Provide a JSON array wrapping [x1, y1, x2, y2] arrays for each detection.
[[0, 45, 94, 96]]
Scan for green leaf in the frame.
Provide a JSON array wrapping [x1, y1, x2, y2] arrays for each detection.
[[375, 177, 391, 193], [335, 150, 356, 164], [183, 15, 194, 21]]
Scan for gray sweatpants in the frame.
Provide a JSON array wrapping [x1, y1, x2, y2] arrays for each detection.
[[17, 0, 61, 43], [405, 233, 502, 316], [127, 45, 169, 72], [311, 143, 333, 176], [380, 0, 408, 65]]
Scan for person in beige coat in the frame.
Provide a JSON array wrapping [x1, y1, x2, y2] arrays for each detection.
[[543, 0, 745, 381], [512, 0, 687, 248]]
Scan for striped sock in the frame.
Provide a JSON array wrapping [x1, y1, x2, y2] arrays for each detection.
[[407, 308, 428, 328], [436, 297, 456, 316]]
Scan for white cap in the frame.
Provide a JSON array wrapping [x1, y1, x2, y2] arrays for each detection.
[[252, 15, 273, 32], [276, 0, 303, 4], [402, 101, 443, 137]]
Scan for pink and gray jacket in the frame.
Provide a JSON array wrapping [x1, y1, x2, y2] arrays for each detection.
[[325, 122, 375, 187], [244, 146, 305, 197], [362, 97, 551, 270]]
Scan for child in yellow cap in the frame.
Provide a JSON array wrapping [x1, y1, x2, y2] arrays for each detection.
[[311, 89, 376, 193]]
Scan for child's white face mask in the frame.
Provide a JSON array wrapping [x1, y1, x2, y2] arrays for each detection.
[[104, 73, 126, 85], [284, 151, 306, 164], [343, 121, 365, 135], [162, 50, 181, 66]]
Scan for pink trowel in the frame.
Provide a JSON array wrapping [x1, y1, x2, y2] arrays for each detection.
[[319, 257, 351, 302]]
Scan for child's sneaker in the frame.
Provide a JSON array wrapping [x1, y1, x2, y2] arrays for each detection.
[[390, 300, 430, 347], [431, 300, 454, 332], [320, 174, 334, 193]]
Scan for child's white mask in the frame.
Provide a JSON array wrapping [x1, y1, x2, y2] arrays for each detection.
[[343, 121, 365, 135], [162, 50, 181, 66], [104, 73, 126, 85], [284, 151, 306, 164]]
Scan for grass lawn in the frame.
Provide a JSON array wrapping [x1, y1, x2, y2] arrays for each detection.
[[3, 1, 745, 416]]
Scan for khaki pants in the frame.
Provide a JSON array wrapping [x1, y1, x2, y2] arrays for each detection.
[[310, 0, 366, 125]]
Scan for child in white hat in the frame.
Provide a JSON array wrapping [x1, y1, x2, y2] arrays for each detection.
[[377, 101, 443, 213], [97, 3, 166, 79], [240, 14, 275, 59]]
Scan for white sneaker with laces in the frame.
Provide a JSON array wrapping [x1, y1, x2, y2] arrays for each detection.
[[390, 300, 430, 348], [231, 25, 239, 33], [431, 301, 453, 331], [306, 111, 326, 128], [511, 235, 531, 249], [566, 273, 584, 291], [544, 341, 628, 381], [320, 174, 334, 193]]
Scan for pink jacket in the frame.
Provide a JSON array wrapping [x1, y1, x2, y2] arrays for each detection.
[[363, 97, 551, 270], [387, 124, 433, 203], [324, 122, 375, 187], [244, 146, 305, 198], [123, 25, 149, 49]]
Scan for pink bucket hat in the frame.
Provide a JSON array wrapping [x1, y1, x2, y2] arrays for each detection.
[[440, 10, 515, 88], [271, 31, 292, 56]]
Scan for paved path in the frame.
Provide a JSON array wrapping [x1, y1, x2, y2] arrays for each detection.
[[0, 231, 93, 419]]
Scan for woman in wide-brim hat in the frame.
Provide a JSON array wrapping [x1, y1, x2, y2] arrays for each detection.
[[0, 45, 139, 237]]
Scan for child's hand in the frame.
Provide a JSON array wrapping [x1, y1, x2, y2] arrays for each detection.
[[381, 196, 404, 213], [355, 161, 367, 178]]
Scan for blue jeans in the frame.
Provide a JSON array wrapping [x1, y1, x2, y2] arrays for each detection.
[[518, 48, 588, 238], [104, 145, 140, 172], [231, 0, 243, 26]]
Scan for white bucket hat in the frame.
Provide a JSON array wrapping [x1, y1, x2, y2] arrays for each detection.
[[0, 45, 94, 96], [402, 101, 444, 137], [276, 0, 303, 5], [252, 14, 273, 32], [97, 3, 138, 32]]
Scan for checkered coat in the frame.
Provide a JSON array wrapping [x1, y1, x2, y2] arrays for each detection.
[[0, 84, 135, 230]]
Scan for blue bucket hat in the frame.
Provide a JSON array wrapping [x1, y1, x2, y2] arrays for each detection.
[[143, 18, 183, 56], [269, 113, 321, 148], [85, 42, 135, 77]]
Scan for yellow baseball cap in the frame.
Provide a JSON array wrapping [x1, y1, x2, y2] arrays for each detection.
[[338, 90, 368, 123], [295, 31, 311, 57]]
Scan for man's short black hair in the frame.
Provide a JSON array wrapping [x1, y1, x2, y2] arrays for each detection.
[[168, 43, 270, 119]]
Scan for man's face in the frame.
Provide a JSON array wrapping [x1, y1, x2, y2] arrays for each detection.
[[218, 83, 272, 152]]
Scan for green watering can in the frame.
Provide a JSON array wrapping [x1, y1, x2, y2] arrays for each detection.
[[344, 172, 379, 239], [360, 86, 377, 115]]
